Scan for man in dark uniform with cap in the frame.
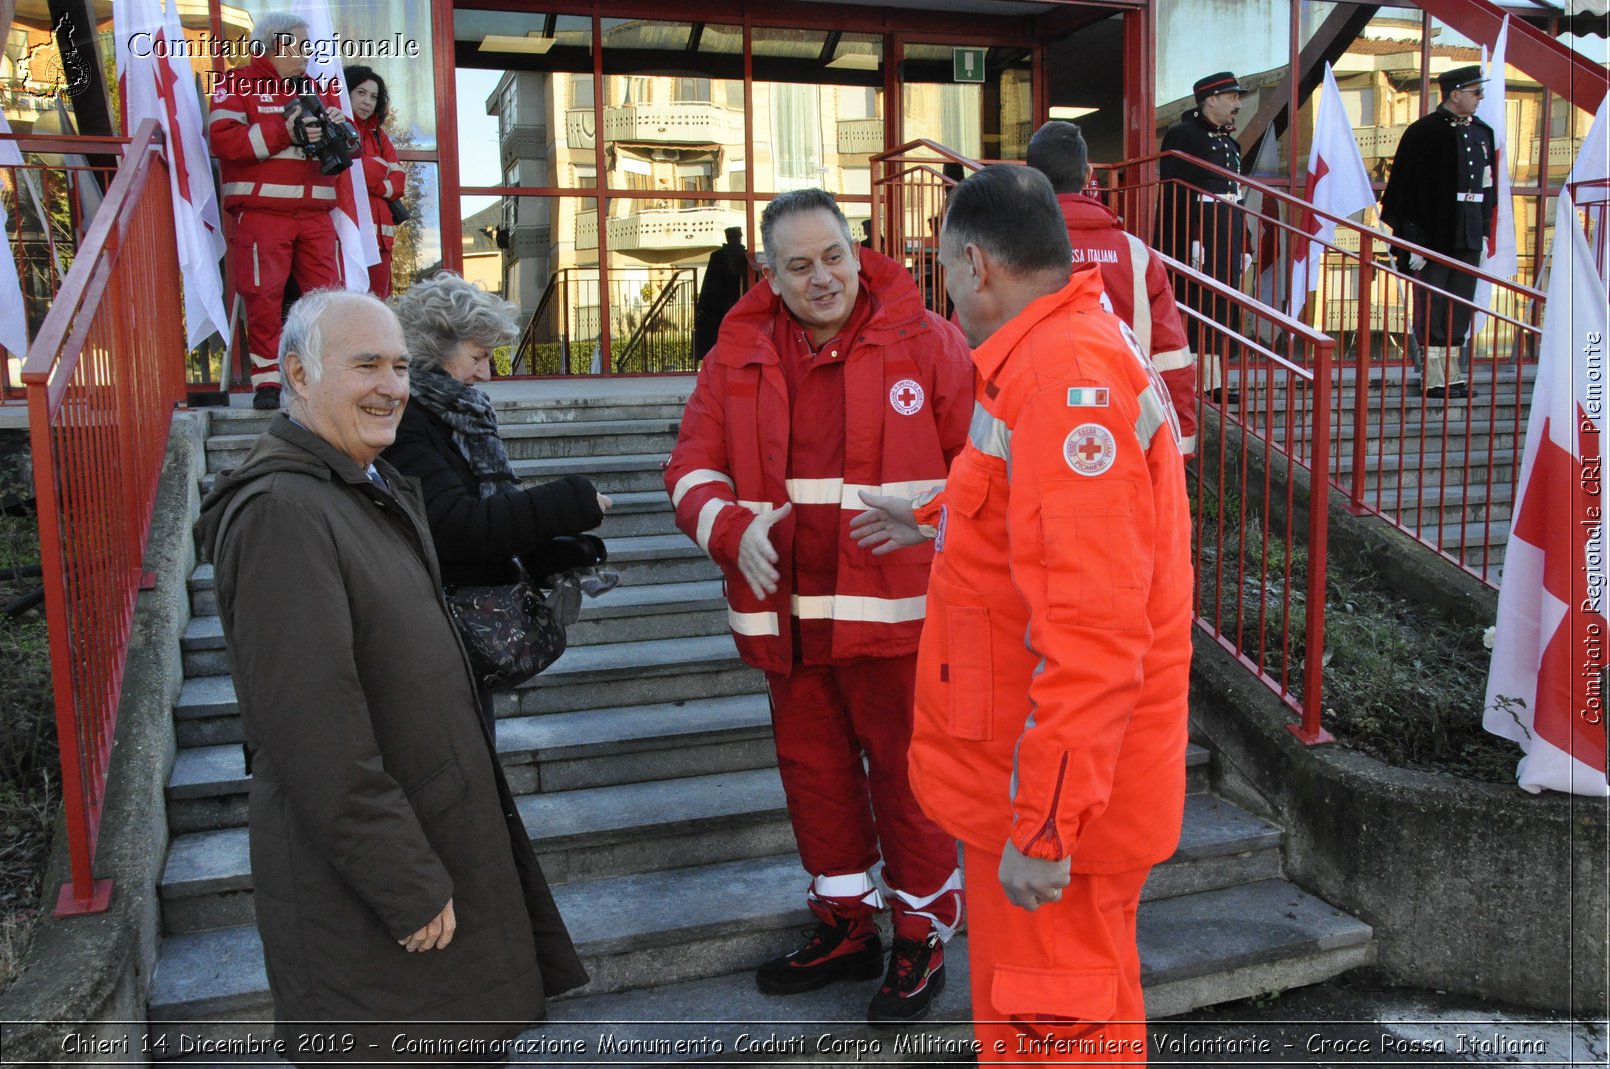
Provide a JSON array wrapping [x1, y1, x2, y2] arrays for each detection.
[[1158, 72, 1251, 404], [1380, 64, 1497, 400], [694, 226, 751, 361]]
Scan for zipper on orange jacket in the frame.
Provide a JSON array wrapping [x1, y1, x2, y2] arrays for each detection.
[[1018, 752, 1070, 858]]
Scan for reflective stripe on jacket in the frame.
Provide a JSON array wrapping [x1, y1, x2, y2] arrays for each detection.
[[909, 266, 1194, 874], [208, 57, 341, 214], [665, 246, 974, 674]]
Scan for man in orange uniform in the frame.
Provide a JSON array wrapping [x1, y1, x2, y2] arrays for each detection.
[[208, 12, 346, 409], [854, 166, 1192, 1062], [665, 189, 973, 1023], [1026, 120, 1198, 458]]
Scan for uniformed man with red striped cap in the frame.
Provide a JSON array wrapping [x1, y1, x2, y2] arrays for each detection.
[[1158, 71, 1251, 405], [665, 188, 973, 1023]]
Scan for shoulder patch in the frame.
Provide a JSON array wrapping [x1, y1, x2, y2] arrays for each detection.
[[1067, 387, 1109, 408], [1064, 423, 1117, 477], [890, 378, 925, 416]]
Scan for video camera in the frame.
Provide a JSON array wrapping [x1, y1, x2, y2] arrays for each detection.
[[289, 83, 362, 176]]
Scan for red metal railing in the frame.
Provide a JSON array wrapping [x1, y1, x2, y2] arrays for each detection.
[[22, 120, 186, 916], [869, 140, 985, 314], [1097, 152, 1544, 589], [1, 141, 122, 402]]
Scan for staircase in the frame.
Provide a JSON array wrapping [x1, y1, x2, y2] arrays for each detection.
[[147, 382, 1374, 1061], [1234, 360, 1534, 581]]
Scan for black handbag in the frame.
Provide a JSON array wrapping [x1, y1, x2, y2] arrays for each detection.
[[444, 561, 566, 692]]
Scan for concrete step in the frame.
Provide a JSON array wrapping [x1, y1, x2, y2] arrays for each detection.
[[604, 533, 719, 584], [175, 634, 764, 746], [514, 453, 673, 496], [597, 490, 678, 538], [203, 419, 684, 473], [147, 874, 1371, 1047], [160, 767, 797, 933], [167, 691, 777, 833], [182, 577, 728, 675], [158, 774, 1247, 937], [203, 393, 692, 438], [1328, 448, 1517, 493], [1366, 481, 1517, 529]]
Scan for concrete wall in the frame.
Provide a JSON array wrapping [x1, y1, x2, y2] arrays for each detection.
[[1192, 638, 1608, 1015], [0, 412, 205, 1065]]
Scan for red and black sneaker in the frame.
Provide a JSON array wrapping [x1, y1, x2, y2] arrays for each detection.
[[755, 912, 883, 995], [867, 931, 945, 1024]]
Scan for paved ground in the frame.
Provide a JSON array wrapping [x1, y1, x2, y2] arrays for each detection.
[[1148, 975, 1606, 1068]]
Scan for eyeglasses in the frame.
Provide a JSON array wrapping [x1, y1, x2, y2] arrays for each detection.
[[1457, 86, 1486, 96]]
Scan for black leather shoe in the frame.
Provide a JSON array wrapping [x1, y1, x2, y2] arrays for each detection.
[[1422, 385, 1447, 400], [1207, 387, 1240, 405], [1447, 382, 1477, 400], [251, 385, 282, 410], [868, 932, 945, 1024], [756, 916, 883, 996]]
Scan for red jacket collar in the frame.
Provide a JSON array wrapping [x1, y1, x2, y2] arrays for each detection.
[[1056, 191, 1122, 233], [970, 265, 1106, 383], [707, 245, 929, 369]]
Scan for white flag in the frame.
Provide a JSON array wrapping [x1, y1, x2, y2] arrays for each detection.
[[1482, 191, 1610, 797], [0, 110, 29, 360], [1567, 94, 1609, 294], [114, 0, 229, 347], [291, 0, 379, 291], [1289, 64, 1376, 319], [1472, 17, 1519, 328]]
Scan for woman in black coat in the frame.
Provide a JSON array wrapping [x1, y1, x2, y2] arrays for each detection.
[[384, 273, 610, 724]]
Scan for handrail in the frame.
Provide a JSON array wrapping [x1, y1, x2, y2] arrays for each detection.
[[1095, 150, 1546, 302], [21, 119, 186, 915], [511, 269, 565, 376], [614, 268, 691, 373]]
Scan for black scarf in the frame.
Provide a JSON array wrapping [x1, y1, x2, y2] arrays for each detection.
[[408, 367, 515, 499]]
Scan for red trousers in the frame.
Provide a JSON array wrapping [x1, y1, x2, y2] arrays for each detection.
[[368, 249, 393, 299], [231, 209, 340, 389], [765, 654, 961, 929], [964, 846, 1150, 1065]]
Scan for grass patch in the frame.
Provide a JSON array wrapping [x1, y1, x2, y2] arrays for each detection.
[[0, 505, 56, 995], [1192, 483, 1518, 783]]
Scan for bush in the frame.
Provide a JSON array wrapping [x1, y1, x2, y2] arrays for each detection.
[[0, 507, 56, 994]]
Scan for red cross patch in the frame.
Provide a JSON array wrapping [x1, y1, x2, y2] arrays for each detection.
[[1064, 423, 1117, 476], [890, 378, 925, 416]]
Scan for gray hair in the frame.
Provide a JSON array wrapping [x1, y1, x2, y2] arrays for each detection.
[[249, 12, 309, 56], [279, 289, 392, 398], [390, 272, 519, 373], [760, 188, 855, 270]]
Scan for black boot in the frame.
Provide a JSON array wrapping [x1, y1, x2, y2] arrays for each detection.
[[755, 910, 882, 996], [868, 929, 945, 1024], [252, 385, 282, 410]]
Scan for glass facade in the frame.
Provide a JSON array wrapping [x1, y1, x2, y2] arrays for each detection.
[[5, 0, 1603, 377]]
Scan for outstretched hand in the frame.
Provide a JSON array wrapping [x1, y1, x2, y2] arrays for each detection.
[[850, 490, 927, 555], [737, 503, 793, 599]]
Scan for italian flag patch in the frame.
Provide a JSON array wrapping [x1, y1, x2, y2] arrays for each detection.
[[1067, 387, 1110, 408]]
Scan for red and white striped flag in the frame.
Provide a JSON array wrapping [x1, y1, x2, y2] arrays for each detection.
[[113, 0, 229, 347], [0, 110, 28, 361], [291, 0, 379, 291], [1289, 64, 1375, 319], [1483, 191, 1610, 797]]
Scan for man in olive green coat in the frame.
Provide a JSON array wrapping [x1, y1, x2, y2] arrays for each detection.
[[196, 290, 587, 1062]]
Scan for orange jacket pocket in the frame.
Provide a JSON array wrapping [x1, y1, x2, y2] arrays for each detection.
[[1040, 479, 1147, 631], [946, 606, 994, 741], [991, 963, 1118, 1023]]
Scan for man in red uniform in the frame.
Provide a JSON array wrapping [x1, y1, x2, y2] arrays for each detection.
[[1026, 120, 1198, 458], [665, 188, 973, 1023], [208, 12, 346, 409], [854, 166, 1192, 1062]]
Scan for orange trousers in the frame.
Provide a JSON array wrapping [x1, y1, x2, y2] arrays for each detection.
[[964, 846, 1151, 1065]]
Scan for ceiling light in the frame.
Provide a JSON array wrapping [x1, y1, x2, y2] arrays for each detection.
[[827, 53, 881, 71], [1050, 105, 1100, 120], [480, 34, 557, 54]]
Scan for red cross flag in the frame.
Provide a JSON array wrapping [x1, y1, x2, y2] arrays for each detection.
[[113, 0, 230, 348], [1289, 64, 1376, 320], [1482, 191, 1610, 797], [292, 0, 380, 291]]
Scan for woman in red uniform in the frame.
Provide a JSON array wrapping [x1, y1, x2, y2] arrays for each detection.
[[343, 65, 405, 297]]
